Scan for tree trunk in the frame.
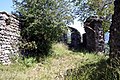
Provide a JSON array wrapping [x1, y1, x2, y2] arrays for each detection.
[[109, 1, 120, 71], [110, 0, 120, 58]]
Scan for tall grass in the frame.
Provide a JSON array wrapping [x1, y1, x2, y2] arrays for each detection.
[[0, 43, 109, 80], [65, 57, 120, 80], [52, 43, 70, 55]]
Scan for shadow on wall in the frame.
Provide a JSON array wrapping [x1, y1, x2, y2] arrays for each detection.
[[68, 27, 82, 50]]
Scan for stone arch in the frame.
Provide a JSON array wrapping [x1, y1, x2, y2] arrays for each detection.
[[68, 26, 82, 50]]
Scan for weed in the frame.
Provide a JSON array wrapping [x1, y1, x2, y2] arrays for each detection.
[[0, 43, 106, 80]]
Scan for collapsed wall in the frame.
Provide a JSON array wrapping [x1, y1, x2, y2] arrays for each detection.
[[0, 12, 20, 65], [84, 16, 104, 52]]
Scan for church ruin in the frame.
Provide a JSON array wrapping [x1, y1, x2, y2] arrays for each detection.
[[0, 12, 105, 65], [61, 16, 105, 52]]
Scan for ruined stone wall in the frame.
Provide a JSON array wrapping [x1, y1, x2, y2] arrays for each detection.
[[68, 27, 81, 50], [84, 16, 104, 52], [0, 12, 20, 65]]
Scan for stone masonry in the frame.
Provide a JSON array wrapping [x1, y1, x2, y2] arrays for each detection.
[[0, 12, 20, 65], [84, 16, 104, 52], [69, 27, 81, 50]]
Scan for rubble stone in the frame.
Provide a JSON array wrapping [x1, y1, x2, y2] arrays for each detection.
[[84, 16, 104, 52], [0, 12, 20, 65]]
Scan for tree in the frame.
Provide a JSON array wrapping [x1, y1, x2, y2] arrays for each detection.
[[72, 0, 114, 32], [13, 0, 73, 60], [110, 0, 120, 67]]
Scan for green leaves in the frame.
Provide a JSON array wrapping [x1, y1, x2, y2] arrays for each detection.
[[73, 0, 114, 32], [13, 0, 73, 58]]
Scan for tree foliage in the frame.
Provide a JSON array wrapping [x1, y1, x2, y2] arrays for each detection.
[[13, 0, 73, 60], [73, 0, 114, 32]]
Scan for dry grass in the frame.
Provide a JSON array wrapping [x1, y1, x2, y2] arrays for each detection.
[[0, 43, 105, 80]]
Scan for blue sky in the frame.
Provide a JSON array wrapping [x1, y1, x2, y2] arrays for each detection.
[[105, 32, 110, 43], [0, 0, 13, 13]]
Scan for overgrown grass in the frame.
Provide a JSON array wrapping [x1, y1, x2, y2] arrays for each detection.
[[0, 43, 107, 80], [64, 56, 120, 80]]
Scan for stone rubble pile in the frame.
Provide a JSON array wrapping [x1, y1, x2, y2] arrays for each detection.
[[0, 12, 20, 65]]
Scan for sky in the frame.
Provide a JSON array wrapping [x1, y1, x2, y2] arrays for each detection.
[[0, 0, 14, 13], [69, 18, 85, 35], [105, 32, 110, 44]]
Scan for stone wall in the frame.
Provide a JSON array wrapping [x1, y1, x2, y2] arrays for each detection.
[[0, 12, 20, 65], [69, 27, 81, 50], [84, 16, 104, 52]]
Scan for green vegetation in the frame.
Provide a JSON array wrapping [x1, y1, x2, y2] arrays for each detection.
[[6, 0, 119, 80], [65, 58, 120, 80], [0, 43, 106, 80], [72, 0, 114, 32], [12, 0, 73, 60]]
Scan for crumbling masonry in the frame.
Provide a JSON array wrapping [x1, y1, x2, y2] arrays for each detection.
[[84, 16, 104, 52], [0, 12, 20, 65], [0, 12, 106, 64]]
